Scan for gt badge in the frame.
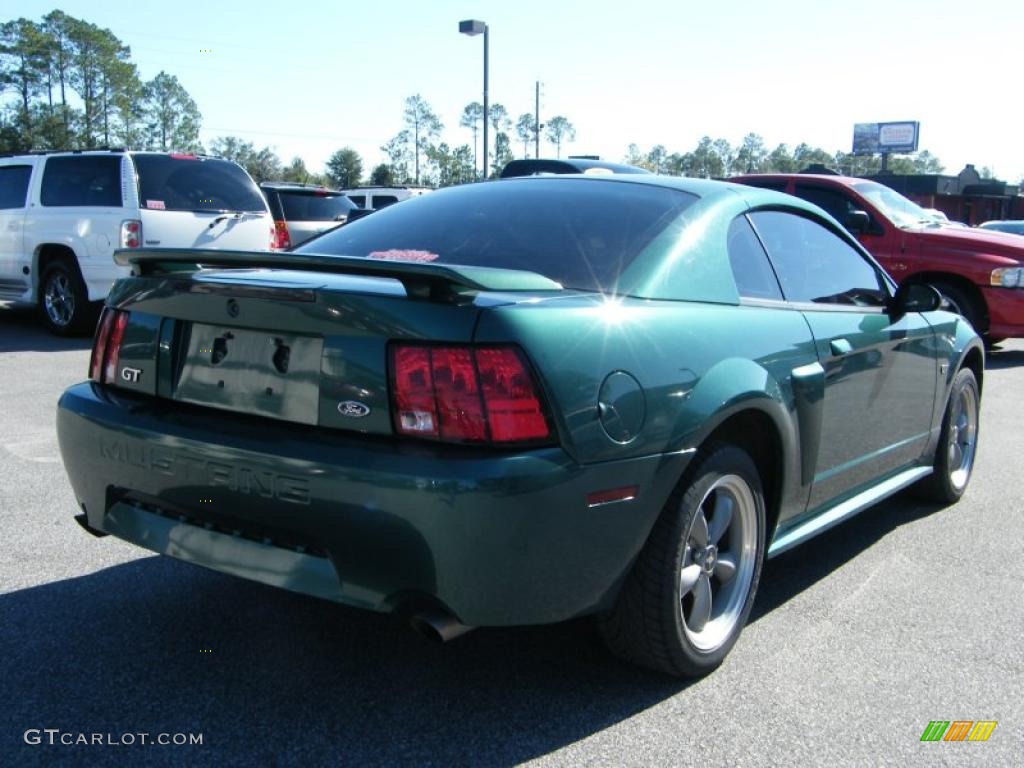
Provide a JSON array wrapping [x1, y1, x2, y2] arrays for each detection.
[[121, 367, 143, 383]]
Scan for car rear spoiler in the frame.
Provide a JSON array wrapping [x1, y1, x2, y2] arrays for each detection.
[[114, 248, 563, 294]]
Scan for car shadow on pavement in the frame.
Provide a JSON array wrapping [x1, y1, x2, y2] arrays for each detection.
[[1, 553, 686, 767], [750, 491, 941, 624], [0, 305, 94, 352], [984, 346, 1024, 369], [2, 496, 944, 767]]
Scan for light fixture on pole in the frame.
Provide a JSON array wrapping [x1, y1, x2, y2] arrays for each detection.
[[459, 19, 488, 179]]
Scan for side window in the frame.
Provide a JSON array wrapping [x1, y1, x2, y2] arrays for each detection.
[[41, 156, 122, 207], [749, 210, 887, 307], [347, 194, 366, 207], [792, 184, 859, 228], [0, 165, 33, 209], [374, 195, 399, 208], [727, 215, 782, 300]]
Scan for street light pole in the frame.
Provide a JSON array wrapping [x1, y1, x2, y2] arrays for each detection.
[[459, 19, 489, 179]]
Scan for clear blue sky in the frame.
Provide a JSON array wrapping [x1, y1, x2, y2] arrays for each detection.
[[11, 0, 1024, 182]]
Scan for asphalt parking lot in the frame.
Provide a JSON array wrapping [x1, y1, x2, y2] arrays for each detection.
[[1, 305, 1021, 767]]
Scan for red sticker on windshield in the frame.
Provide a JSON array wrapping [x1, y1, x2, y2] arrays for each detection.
[[368, 249, 439, 263], [146, 200, 166, 210]]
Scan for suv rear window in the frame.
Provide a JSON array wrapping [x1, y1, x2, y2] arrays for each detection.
[[297, 178, 697, 293], [133, 155, 265, 213], [41, 156, 122, 207], [279, 191, 356, 221], [0, 165, 32, 209]]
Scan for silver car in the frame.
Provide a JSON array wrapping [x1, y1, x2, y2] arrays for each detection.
[[261, 182, 358, 249]]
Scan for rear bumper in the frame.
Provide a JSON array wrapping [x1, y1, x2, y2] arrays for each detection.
[[982, 286, 1024, 338], [56, 383, 689, 626]]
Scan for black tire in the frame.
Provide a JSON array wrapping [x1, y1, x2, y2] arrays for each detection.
[[38, 261, 93, 336], [598, 444, 766, 677], [932, 281, 984, 334], [914, 368, 980, 504]]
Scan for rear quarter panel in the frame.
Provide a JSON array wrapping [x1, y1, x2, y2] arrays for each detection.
[[474, 297, 819, 525]]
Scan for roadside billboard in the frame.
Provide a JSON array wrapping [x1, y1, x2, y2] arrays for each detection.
[[852, 121, 920, 155]]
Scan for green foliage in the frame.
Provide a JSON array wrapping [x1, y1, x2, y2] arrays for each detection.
[[325, 147, 363, 188], [209, 136, 282, 182], [380, 130, 412, 184], [143, 71, 201, 152], [625, 137, 950, 179], [544, 116, 575, 158], [369, 163, 394, 186], [0, 11, 196, 153], [490, 132, 513, 178], [403, 94, 442, 185], [281, 156, 321, 185], [426, 142, 475, 187], [460, 102, 483, 177], [514, 113, 534, 159], [734, 133, 767, 174]]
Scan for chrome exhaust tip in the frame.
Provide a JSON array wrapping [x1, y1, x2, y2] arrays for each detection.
[[409, 610, 475, 643]]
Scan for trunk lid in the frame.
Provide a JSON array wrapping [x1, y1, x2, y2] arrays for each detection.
[[105, 249, 561, 438]]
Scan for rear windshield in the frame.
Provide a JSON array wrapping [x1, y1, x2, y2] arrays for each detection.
[[297, 178, 697, 292], [133, 155, 266, 213], [279, 190, 356, 221]]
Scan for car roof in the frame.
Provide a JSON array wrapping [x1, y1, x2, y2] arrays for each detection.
[[497, 171, 808, 209], [730, 172, 872, 188], [500, 158, 652, 178], [260, 181, 344, 193]]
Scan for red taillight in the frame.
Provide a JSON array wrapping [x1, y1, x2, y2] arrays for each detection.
[[432, 347, 487, 441], [271, 221, 290, 250], [120, 219, 142, 248], [390, 344, 551, 444], [476, 347, 550, 441], [89, 308, 128, 384], [89, 308, 115, 381]]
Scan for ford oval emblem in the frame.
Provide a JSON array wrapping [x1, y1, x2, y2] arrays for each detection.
[[338, 400, 371, 418]]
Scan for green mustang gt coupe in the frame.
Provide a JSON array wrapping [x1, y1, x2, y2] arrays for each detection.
[[57, 175, 983, 677]]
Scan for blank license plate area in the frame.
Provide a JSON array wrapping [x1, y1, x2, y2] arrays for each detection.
[[175, 324, 323, 425]]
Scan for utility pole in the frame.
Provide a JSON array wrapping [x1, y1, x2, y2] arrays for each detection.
[[534, 81, 541, 159]]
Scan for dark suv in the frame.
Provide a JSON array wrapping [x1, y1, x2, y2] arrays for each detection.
[[260, 182, 357, 250]]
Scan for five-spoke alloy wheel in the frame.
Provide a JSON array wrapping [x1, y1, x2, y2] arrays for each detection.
[[916, 367, 980, 504], [599, 443, 766, 677]]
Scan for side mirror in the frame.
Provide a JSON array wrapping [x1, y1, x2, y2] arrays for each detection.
[[844, 210, 871, 235], [890, 282, 942, 315]]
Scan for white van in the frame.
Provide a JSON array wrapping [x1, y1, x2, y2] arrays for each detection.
[[0, 150, 274, 334], [338, 185, 433, 211]]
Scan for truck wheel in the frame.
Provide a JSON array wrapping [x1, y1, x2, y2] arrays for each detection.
[[39, 261, 92, 336], [598, 443, 765, 677], [932, 281, 984, 334]]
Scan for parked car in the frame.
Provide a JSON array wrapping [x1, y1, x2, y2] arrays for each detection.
[[978, 220, 1024, 236], [731, 172, 1024, 343], [260, 182, 358, 249], [0, 150, 273, 334], [58, 175, 982, 677], [338, 185, 432, 210], [500, 157, 651, 178]]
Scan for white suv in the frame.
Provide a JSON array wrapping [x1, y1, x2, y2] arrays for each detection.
[[338, 185, 433, 211], [0, 150, 274, 334]]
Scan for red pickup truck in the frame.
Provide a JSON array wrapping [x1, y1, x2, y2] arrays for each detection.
[[731, 173, 1024, 343]]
